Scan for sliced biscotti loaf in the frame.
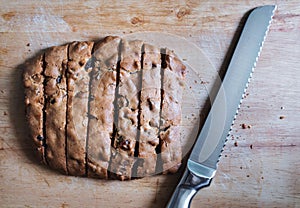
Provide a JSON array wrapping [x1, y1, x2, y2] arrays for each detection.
[[66, 41, 94, 176], [23, 54, 45, 163], [87, 36, 121, 179], [24, 36, 188, 180], [109, 39, 143, 180], [137, 44, 161, 177], [159, 48, 186, 174], [44, 45, 68, 174]]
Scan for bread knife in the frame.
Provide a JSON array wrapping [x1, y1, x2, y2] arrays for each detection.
[[166, 5, 276, 208]]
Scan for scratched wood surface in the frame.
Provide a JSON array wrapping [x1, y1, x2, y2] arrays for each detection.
[[0, 1, 300, 208]]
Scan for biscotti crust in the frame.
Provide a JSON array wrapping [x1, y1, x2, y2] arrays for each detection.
[[23, 54, 45, 163]]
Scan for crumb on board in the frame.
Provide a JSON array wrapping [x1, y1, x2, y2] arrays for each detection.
[[279, 116, 285, 119], [200, 80, 209, 84], [26, 43, 30, 47], [234, 141, 238, 147], [250, 144, 253, 149], [61, 202, 69, 208], [243, 92, 250, 98], [241, 123, 251, 129]]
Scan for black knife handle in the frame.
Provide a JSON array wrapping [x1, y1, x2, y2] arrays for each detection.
[[166, 168, 211, 208]]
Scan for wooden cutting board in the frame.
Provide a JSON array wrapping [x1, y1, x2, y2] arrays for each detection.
[[1, 1, 299, 207]]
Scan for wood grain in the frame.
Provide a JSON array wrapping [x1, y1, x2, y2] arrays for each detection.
[[1, 1, 299, 207]]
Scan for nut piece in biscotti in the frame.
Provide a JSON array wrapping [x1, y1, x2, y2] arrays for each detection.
[[23, 54, 45, 163], [159, 48, 186, 174], [66, 41, 94, 176], [136, 44, 161, 177], [109, 39, 143, 180], [87, 36, 121, 179], [159, 126, 182, 173], [44, 45, 68, 174]]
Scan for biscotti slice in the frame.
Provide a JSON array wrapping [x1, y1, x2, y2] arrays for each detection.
[[23, 54, 45, 163], [160, 50, 186, 128], [136, 44, 161, 177], [109, 39, 143, 180], [44, 45, 68, 174], [87, 36, 121, 179], [159, 49, 186, 174], [67, 41, 94, 176]]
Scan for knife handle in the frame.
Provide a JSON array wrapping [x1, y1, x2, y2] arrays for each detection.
[[166, 168, 211, 208]]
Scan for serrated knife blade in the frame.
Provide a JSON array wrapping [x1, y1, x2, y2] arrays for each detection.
[[167, 5, 276, 208]]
